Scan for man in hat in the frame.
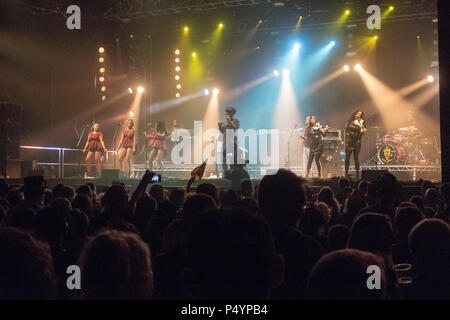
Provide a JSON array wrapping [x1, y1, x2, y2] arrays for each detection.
[[18, 175, 47, 211], [218, 106, 240, 175]]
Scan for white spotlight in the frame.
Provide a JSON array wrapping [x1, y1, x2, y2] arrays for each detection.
[[355, 64, 362, 71], [137, 86, 144, 93], [293, 43, 301, 51], [273, 69, 280, 77], [282, 69, 290, 76], [129, 111, 134, 117], [427, 75, 434, 83], [212, 88, 219, 95], [204, 89, 210, 96], [128, 87, 133, 94], [344, 65, 350, 72]]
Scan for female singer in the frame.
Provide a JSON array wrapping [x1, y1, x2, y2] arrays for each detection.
[[117, 119, 136, 177], [83, 123, 107, 178], [147, 121, 167, 171], [301, 116, 328, 178], [344, 110, 367, 178]]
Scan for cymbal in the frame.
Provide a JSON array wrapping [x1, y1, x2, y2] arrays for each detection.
[[399, 126, 418, 132]]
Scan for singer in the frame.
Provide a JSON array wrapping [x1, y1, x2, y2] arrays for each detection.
[[218, 106, 240, 174], [83, 123, 107, 178], [302, 116, 328, 178], [146, 121, 167, 172], [117, 119, 136, 177], [344, 110, 366, 178]]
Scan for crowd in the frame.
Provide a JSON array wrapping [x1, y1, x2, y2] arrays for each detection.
[[0, 170, 449, 300]]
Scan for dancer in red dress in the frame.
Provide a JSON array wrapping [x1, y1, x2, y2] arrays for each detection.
[[146, 121, 167, 171], [117, 119, 136, 177], [83, 123, 107, 177]]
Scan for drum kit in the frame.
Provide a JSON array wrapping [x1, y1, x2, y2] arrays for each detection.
[[374, 125, 438, 165]]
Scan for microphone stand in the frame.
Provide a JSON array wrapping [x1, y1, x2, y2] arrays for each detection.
[[112, 122, 121, 169]]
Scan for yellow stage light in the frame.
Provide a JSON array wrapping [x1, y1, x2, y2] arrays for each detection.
[[98, 47, 105, 53], [175, 49, 180, 55]]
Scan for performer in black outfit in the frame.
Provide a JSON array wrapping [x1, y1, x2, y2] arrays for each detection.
[[344, 110, 366, 178], [302, 115, 328, 178], [218, 106, 240, 174]]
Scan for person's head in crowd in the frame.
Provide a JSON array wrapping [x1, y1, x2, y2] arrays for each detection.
[[196, 183, 218, 204], [345, 189, 367, 216], [358, 180, 369, 194], [79, 230, 153, 300], [394, 207, 423, 241], [53, 183, 65, 198], [59, 185, 76, 202], [421, 180, 434, 197], [103, 184, 129, 217], [51, 197, 72, 214], [149, 184, 166, 204], [35, 206, 68, 246], [66, 209, 89, 254], [134, 194, 157, 230], [424, 188, 442, 211], [221, 189, 240, 208], [43, 188, 54, 207], [341, 186, 353, 203], [439, 182, 450, 207], [185, 209, 284, 300], [318, 187, 337, 210], [86, 183, 96, 193], [0, 228, 56, 299], [307, 249, 385, 300], [169, 188, 185, 211], [7, 188, 24, 208], [72, 194, 93, 219], [423, 206, 436, 218], [21, 175, 46, 209], [338, 177, 350, 192], [409, 195, 425, 213], [240, 179, 253, 198], [327, 225, 350, 252], [8, 207, 36, 231], [316, 202, 331, 223], [398, 201, 416, 209], [181, 193, 217, 233], [409, 219, 450, 270], [239, 197, 258, 215], [77, 184, 93, 202], [300, 202, 327, 239], [258, 169, 306, 227], [347, 213, 394, 257], [378, 172, 399, 202]]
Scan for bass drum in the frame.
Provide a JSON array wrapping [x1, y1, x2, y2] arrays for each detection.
[[378, 144, 405, 165]]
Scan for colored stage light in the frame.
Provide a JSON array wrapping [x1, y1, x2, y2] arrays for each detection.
[[175, 66, 181, 72], [137, 86, 144, 93], [330, 41, 336, 46], [99, 67, 106, 73], [175, 58, 180, 63], [282, 69, 290, 76], [99, 57, 104, 63], [374, 35, 378, 40], [184, 26, 189, 33], [345, 10, 350, 15], [389, 6, 394, 11], [101, 86, 106, 92], [427, 75, 434, 83], [212, 88, 219, 95], [258, 19, 263, 24], [176, 92, 181, 98], [355, 64, 362, 71], [128, 88, 133, 94], [218, 23, 224, 29], [417, 35, 420, 40], [175, 75, 180, 81], [204, 89, 210, 96], [293, 43, 301, 51], [344, 65, 350, 72], [177, 84, 182, 90], [175, 49, 180, 55], [98, 47, 105, 53], [192, 52, 197, 57], [273, 69, 280, 77]]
